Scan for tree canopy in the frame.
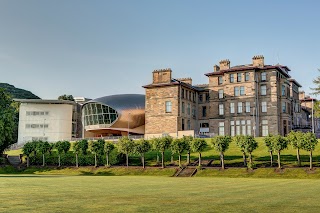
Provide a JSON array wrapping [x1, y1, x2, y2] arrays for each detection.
[[0, 89, 18, 153], [58, 94, 74, 101]]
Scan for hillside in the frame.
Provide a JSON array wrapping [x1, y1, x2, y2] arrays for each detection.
[[0, 83, 40, 99]]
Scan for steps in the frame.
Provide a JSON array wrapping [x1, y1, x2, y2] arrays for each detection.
[[7, 156, 21, 167], [175, 167, 197, 177]]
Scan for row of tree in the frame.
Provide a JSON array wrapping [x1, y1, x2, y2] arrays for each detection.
[[22, 131, 318, 169]]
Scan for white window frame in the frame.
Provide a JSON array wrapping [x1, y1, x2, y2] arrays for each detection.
[[238, 102, 243, 113], [230, 102, 235, 114], [261, 72, 266, 81], [219, 104, 224, 115], [165, 101, 172, 113], [234, 87, 240, 96], [261, 101, 267, 112], [262, 120, 268, 136], [218, 89, 224, 99], [261, 85, 267, 95], [245, 102, 250, 113], [219, 122, 225, 136]]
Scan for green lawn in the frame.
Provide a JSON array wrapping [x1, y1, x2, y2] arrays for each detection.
[[1, 175, 320, 212]]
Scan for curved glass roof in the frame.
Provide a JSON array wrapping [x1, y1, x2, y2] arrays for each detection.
[[83, 103, 118, 126]]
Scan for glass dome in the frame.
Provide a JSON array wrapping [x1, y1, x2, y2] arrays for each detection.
[[83, 103, 118, 126]]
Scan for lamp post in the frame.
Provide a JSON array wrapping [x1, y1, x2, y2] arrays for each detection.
[[127, 112, 131, 138], [43, 118, 46, 137]]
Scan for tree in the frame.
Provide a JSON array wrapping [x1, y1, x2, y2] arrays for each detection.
[[311, 68, 320, 95], [78, 139, 89, 155], [272, 135, 288, 169], [287, 131, 304, 166], [37, 141, 51, 166], [233, 135, 247, 167], [264, 134, 274, 167], [117, 137, 134, 167], [55, 140, 70, 167], [58, 94, 74, 101], [73, 141, 80, 167], [104, 141, 115, 167], [22, 142, 34, 167], [90, 141, 101, 167], [134, 139, 151, 168], [170, 138, 187, 167], [55, 141, 64, 167], [211, 136, 232, 169], [152, 136, 172, 168], [0, 89, 18, 153], [243, 136, 258, 168], [301, 132, 318, 169], [191, 138, 207, 167], [182, 136, 193, 165], [151, 138, 161, 164]]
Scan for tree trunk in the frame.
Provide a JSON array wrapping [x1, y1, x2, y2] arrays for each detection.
[[171, 155, 174, 164], [297, 148, 301, 167], [277, 151, 281, 169], [178, 155, 181, 167], [161, 152, 164, 168], [198, 152, 201, 167], [142, 154, 145, 169], [270, 151, 273, 167], [27, 156, 30, 167], [249, 152, 252, 167], [76, 153, 79, 167], [187, 152, 190, 165], [310, 150, 313, 170], [42, 154, 45, 167], [106, 153, 109, 167], [126, 153, 129, 167], [220, 152, 225, 170], [156, 153, 159, 163], [95, 153, 97, 167], [58, 155, 61, 167], [242, 152, 247, 167]]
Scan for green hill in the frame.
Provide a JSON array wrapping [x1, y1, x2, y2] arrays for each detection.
[[0, 83, 40, 99]]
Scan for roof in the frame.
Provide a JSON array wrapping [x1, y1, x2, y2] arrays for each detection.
[[85, 94, 145, 112], [205, 65, 291, 78], [14, 99, 76, 105], [289, 79, 302, 87]]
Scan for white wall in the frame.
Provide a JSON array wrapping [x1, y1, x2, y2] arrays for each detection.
[[18, 103, 73, 144]]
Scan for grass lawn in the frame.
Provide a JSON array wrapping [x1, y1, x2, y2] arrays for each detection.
[[1, 175, 320, 212]]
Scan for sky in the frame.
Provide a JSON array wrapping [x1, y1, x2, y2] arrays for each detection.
[[0, 0, 320, 99]]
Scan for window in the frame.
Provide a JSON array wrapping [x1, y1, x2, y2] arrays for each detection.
[[245, 72, 250, 81], [219, 104, 224, 115], [218, 89, 224, 99], [245, 102, 250, 113], [240, 86, 245, 96], [202, 106, 207, 117], [238, 102, 243, 113], [261, 72, 266, 81], [236, 120, 241, 135], [26, 111, 49, 116], [205, 93, 209, 102], [230, 74, 234, 83], [261, 101, 267, 112], [181, 89, 185, 98], [281, 85, 286, 96], [218, 76, 223, 85], [192, 106, 196, 117], [189, 92, 192, 101], [247, 120, 251, 136], [262, 120, 268, 136], [282, 102, 286, 113], [187, 103, 191, 115], [182, 102, 185, 113], [219, 122, 225, 136], [230, 102, 235, 114], [165, 101, 172, 113], [260, 85, 267, 95], [241, 120, 246, 136], [234, 87, 240, 96], [199, 94, 203, 102], [187, 120, 191, 130], [230, 121, 235, 136], [237, 73, 242, 82], [186, 91, 189, 100], [182, 118, 185, 130]]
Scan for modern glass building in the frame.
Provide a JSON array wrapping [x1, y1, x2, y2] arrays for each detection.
[[82, 94, 145, 137]]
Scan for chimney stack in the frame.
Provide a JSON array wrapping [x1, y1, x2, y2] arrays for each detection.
[[252, 55, 264, 67], [214, 65, 220, 72], [152, 68, 172, 84], [177, 77, 192, 85], [219, 59, 230, 70]]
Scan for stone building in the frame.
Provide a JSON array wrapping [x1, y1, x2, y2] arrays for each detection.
[[143, 55, 304, 138]]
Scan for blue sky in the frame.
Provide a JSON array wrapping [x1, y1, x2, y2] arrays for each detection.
[[0, 0, 319, 99]]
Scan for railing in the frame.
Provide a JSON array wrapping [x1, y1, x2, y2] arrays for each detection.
[[70, 135, 144, 141], [292, 125, 311, 129]]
